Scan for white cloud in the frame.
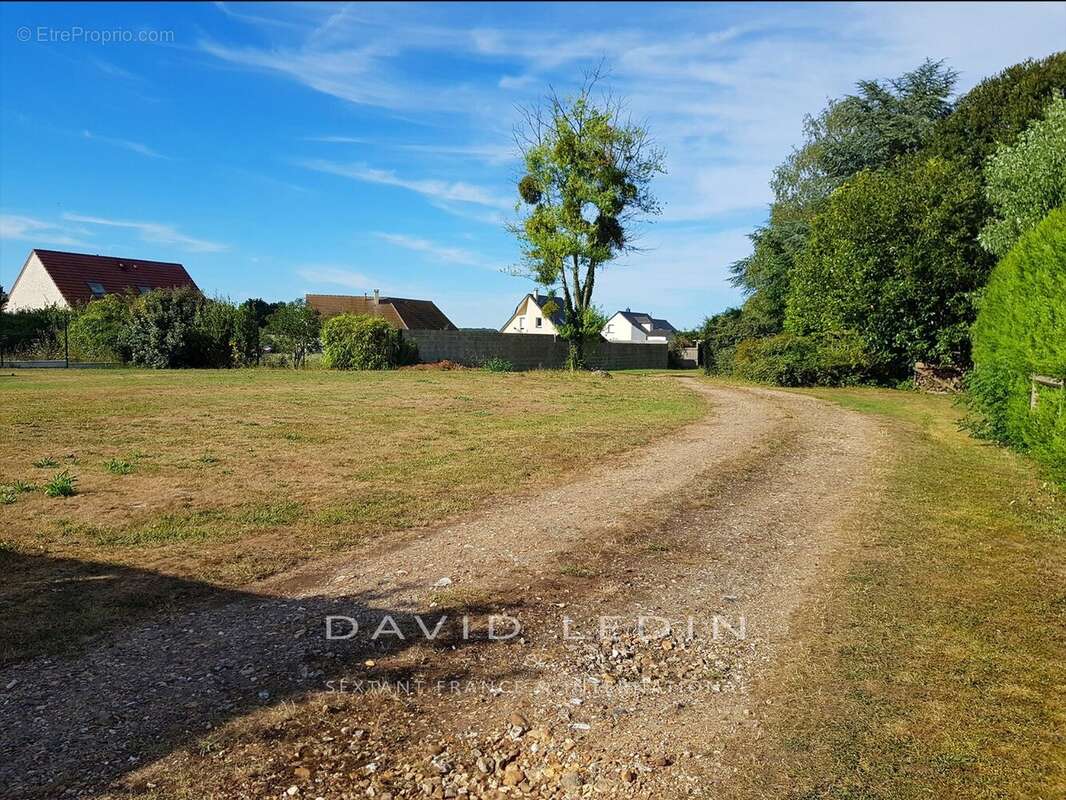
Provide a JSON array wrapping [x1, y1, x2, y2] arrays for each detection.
[[82, 130, 166, 159], [62, 214, 227, 253], [375, 233, 495, 269], [0, 214, 90, 248], [298, 159, 511, 209], [296, 266, 379, 291]]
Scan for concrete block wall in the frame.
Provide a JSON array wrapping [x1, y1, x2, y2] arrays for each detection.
[[402, 330, 667, 371]]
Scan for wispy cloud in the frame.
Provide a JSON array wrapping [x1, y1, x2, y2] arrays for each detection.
[[82, 130, 166, 159], [296, 266, 379, 291], [306, 135, 516, 166], [298, 159, 511, 209], [0, 214, 90, 248], [62, 213, 227, 253], [375, 233, 495, 269]]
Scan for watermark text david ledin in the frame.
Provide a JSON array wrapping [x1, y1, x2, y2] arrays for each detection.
[[323, 612, 746, 642]]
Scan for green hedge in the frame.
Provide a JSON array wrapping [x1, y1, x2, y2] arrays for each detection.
[[320, 313, 417, 370], [731, 332, 873, 387], [967, 206, 1066, 481]]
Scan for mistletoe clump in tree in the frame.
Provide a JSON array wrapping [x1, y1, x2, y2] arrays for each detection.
[[511, 75, 665, 367]]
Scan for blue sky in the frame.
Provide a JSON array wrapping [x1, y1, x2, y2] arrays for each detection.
[[1, 2, 1063, 329]]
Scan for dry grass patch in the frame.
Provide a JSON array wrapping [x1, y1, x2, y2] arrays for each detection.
[[0, 368, 702, 664], [729, 388, 1065, 800]]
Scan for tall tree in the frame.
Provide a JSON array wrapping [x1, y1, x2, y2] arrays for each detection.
[[979, 95, 1066, 256], [785, 156, 989, 376], [731, 60, 959, 328], [511, 73, 665, 367], [931, 52, 1066, 171]]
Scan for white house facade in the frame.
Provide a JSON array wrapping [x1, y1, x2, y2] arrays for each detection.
[[602, 310, 677, 343], [501, 293, 565, 335], [5, 251, 68, 311]]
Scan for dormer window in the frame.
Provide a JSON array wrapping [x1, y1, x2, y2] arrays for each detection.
[[87, 281, 106, 298]]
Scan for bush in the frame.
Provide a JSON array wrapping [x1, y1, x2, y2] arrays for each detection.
[[732, 332, 874, 387], [0, 308, 61, 360], [482, 357, 513, 373], [321, 314, 415, 370], [966, 207, 1066, 481], [732, 334, 820, 386], [68, 294, 133, 363], [126, 287, 204, 369]]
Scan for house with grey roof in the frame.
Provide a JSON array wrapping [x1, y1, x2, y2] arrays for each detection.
[[602, 309, 677, 343]]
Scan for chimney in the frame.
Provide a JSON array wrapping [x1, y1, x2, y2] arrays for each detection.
[[373, 289, 380, 305]]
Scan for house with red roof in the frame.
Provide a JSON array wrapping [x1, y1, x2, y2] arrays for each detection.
[[4, 249, 199, 311]]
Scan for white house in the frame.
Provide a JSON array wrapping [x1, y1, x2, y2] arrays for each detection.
[[602, 309, 677, 343], [5, 249, 198, 311], [500, 293, 565, 335]]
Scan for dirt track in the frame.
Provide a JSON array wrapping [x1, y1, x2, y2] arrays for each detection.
[[0, 379, 890, 799]]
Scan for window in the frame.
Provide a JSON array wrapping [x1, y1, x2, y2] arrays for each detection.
[[87, 281, 106, 298], [606, 323, 614, 333], [518, 317, 526, 330], [137, 285, 153, 295], [535, 317, 542, 328]]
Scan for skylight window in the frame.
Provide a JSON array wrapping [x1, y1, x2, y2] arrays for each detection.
[[138, 285, 153, 295], [87, 281, 106, 298]]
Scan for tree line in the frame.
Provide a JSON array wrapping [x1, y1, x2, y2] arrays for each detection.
[[700, 53, 1064, 388], [0, 288, 421, 372], [0, 290, 321, 368]]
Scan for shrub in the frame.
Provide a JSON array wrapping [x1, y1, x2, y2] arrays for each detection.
[[321, 314, 414, 370], [126, 287, 204, 368], [732, 334, 820, 386], [966, 207, 1066, 481], [44, 471, 77, 498], [264, 300, 321, 369], [482, 357, 513, 373], [732, 332, 875, 387], [67, 294, 133, 362], [193, 299, 240, 368]]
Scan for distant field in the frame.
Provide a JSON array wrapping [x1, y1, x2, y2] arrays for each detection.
[[0, 367, 703, 664]]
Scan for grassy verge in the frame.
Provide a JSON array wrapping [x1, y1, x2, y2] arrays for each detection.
[[733, 388, 1065, 799], [0, 367, 703, 664]]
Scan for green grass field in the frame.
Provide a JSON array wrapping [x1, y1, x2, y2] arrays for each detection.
[[0, 367, 704, 664]]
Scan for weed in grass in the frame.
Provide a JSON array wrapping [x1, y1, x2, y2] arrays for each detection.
[[32, 457, 59, 468], [559, 564, 596, 578], [104, 458, 135, 475], [1, 479, 35, 503], [482, 357, 514, 373], [197, 453, 220, 465], [43, 471, 77, 498]]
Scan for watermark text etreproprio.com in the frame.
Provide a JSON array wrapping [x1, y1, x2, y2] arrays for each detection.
[[16, 26, 175, 45]]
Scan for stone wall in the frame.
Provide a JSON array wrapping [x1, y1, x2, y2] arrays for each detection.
[[402, 330, 668, 371]]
